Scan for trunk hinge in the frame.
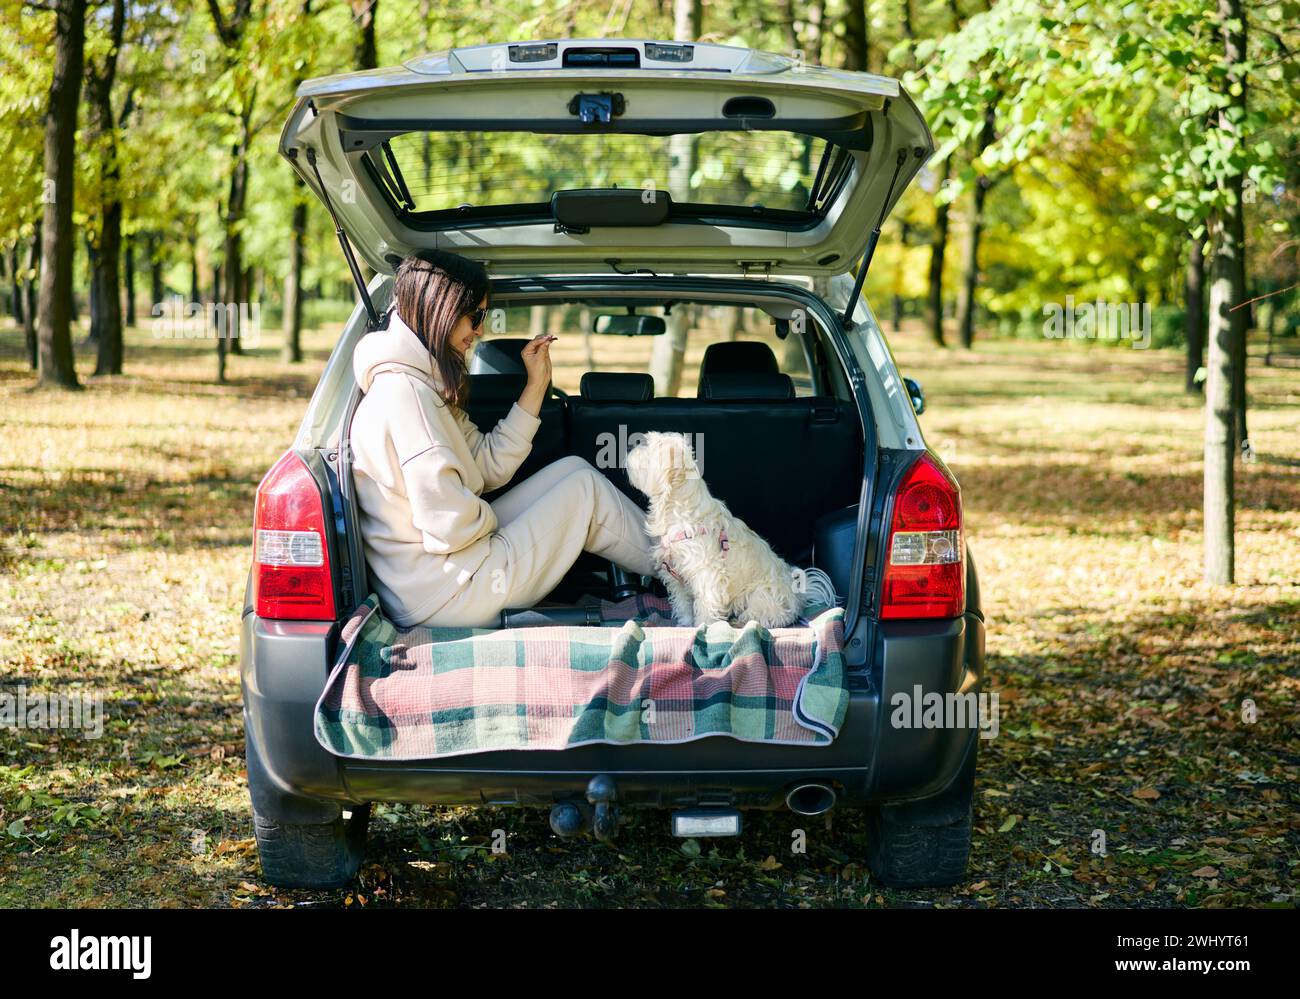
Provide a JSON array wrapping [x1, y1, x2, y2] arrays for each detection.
[[840, 147, 910, 330], [304, 145, 384, 331]]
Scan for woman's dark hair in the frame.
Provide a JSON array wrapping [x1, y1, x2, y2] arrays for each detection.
[[392, 249, 489, 411]]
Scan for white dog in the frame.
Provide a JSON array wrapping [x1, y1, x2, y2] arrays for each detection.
[[626, 431, 830, 629]]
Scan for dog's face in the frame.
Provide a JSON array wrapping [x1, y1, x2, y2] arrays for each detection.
[[626, 432, 699, 500]]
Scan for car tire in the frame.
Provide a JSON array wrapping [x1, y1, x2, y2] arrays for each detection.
[[866, 734, 978, 889], [865, 801, 972, 888], [252, 803, 371, 889]]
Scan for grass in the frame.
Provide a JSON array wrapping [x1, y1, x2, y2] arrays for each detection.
[[0, 314, 1296, 909]]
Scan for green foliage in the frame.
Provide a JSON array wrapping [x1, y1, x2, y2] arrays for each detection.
[[1, 0, 1296, 349]]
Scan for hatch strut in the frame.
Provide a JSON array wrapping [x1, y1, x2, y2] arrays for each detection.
[[841, 147, 909, 329], [305, 145, 382, 330]]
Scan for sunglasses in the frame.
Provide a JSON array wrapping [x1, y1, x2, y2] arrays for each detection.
[[467, 306, 488, 331]]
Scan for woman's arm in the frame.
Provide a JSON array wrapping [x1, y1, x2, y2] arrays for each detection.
[[454, 403, 541, 492], [456, 333, 555, 490]]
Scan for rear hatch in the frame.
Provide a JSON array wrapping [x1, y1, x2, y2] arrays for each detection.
[[279, 39, 933, 278]]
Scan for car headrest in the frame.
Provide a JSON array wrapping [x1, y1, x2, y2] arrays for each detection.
[[467, 373, 528, 402], [699, 373, 795, 401], [469, 338, 530, 376], [580, 372, 655, 402], [698, 341, 779, 389]]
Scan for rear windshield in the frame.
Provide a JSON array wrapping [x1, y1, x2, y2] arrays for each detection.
[[379, 130, 842, 220]]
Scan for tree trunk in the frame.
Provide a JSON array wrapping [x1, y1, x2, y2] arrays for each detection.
[[648, 0, 700, 396], [350, 0, 377, 70], [36, 0, 87, 390], [214, 263, 226, 384], [1204, 227, 1238, 585], [956, 183, 987, 349], [84, 0, 126, 375], [224, 119, 249, 356], [1185, 234, 1205, 393], [957, 105, 997, 350], [123, 232, 136, 327], [148, 232, 164, 305], [843, 1, 869, 72], [927, 159, 952, 347], [1203, 0, 1248, 586], [1231, 243, 1248, 450], [25, 224, 39, 369], [282, 200, 306, 362], [85, 236, 101, 344], [8, 245, 21, 327]]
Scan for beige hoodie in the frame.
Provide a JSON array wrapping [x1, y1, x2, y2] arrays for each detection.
[[349, 310, 541, 627]]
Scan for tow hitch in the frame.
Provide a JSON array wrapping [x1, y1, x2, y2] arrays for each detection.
[[548, 774, 620, 843]]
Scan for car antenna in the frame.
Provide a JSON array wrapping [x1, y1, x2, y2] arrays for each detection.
[[841, 146, 909, 330], [304, 145, 383, 331]]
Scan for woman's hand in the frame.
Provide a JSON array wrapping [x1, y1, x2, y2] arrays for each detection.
[[517, 334, 556, 416], [520, 333, 555, 388]]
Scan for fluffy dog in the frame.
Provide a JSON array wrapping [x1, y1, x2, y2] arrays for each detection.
[[626, 431, 823, 629]]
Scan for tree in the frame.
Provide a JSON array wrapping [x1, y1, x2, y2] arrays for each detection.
[[648, 0, 701, 397], [1203, 0, 1249, 585], [208, 0, 259, 363], [34, 0, 89, 390], [84, 0, 127, 375]]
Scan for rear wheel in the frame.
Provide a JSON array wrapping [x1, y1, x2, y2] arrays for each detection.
[[252, 803, 370, 889], [866, 736, 977, 888], [865, 802, 972, 888]]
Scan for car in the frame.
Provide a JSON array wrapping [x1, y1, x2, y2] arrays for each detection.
[[243, 38, 986, 890]]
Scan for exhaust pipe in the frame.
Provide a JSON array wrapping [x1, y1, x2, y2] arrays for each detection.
[[785, 783, 837, 817]]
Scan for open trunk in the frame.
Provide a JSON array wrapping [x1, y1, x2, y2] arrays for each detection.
[[338, 279, 869, 630]]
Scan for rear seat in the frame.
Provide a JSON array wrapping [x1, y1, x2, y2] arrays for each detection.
[[462, 338, 861, 564], [568, 344, 861, 564]]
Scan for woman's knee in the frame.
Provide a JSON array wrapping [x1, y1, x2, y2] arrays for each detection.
[[551, 454, 594, 477]]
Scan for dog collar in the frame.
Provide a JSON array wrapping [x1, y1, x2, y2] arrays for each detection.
[[657, 524, 729, 582]]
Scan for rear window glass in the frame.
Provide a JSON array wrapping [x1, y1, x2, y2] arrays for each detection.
[[476, 304, 813, 399], [382, 131, 833, 215]]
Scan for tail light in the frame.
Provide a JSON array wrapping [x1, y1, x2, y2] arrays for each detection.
[[253, 451, 336, 621], [880, 452, 964, 620]]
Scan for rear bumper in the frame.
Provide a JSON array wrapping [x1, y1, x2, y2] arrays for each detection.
[[240, 608, 985, 819]]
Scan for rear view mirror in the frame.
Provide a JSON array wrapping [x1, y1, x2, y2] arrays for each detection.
[[904, 377, 926, 415], [593, 314, 667, 336]]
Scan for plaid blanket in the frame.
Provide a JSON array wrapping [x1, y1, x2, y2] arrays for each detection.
[[313, 593, 848, 761]]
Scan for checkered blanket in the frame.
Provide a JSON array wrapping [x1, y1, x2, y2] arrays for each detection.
[[313, 593, 849, 761]]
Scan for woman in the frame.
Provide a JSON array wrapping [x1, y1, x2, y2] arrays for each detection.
[[349, 249, 657, 628]]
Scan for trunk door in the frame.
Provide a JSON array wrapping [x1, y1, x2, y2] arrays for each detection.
[[279, 39, 933, 277]]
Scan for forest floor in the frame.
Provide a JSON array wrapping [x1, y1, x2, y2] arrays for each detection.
[[0, 317, 1296, 908]]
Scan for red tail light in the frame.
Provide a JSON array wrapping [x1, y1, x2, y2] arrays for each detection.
[[880, 452, 964, 620], [253, 452, 336, 621]]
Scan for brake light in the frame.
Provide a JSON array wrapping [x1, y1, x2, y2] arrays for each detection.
[[253, 451, 336, 621], [879, 452, 964, 620]]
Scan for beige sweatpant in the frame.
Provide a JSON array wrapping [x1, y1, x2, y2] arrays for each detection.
[[420, 455, 658, 627]]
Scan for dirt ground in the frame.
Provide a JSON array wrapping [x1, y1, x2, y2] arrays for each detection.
[[0, 315, 1296, 908]]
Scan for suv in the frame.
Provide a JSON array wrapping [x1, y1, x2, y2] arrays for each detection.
[[244, 39, 985, 890]]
